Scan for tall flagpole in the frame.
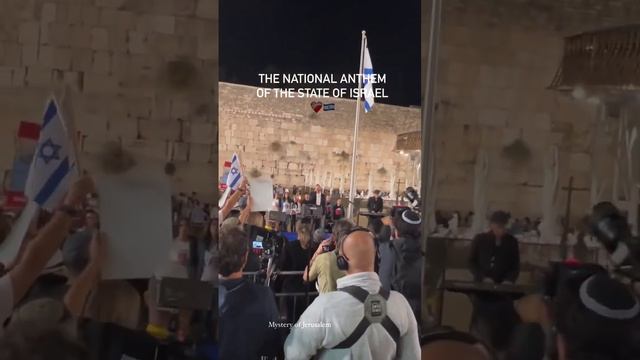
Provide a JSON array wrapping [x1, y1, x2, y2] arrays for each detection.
[[347, 30, 367, 220]]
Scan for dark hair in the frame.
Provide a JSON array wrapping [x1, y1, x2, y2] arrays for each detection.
[[368, 218, 383, 235], [373, 190, 380, 195], [554, 277, 638, 360], [393, 211, 421, 239], [333, 220, 354, 244], [216, 228, 249, 277], [0, 325, 89, 360]]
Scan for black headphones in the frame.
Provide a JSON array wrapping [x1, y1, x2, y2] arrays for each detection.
[[336, 227, 380, 271]]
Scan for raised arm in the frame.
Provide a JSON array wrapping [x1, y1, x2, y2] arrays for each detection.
[[64, 231, 106, 317], [220, 178, 247, 220], [9, 176, 94, 305]]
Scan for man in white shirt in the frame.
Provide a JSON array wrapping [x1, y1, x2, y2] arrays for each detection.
[[284, 228, 420, 360]]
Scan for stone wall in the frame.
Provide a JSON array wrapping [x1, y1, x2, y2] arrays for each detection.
[[422, 0, 640, 221], [218, 82, 421, 193], [0, 0, 218, 200]]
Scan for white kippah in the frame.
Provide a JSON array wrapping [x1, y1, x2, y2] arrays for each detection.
[[579, 275, 640, 320], [401, 210, 421, 225]]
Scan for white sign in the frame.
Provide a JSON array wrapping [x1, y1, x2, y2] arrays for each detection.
[[97, 163, 172, 279], [248, 177, 274, 212]]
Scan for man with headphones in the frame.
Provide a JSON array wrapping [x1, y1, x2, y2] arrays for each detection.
[[284, 227, 420, 359]]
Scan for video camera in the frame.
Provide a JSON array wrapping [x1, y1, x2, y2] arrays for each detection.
[[403, 187, 420, 211], [247, 224, 284, 259], [590, 202, 640, 281]]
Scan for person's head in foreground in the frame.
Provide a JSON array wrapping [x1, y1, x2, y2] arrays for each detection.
[[420, 328, 493, 360], [393, 209, 421, 239], [297, 221, 312, 249], [337, 228, 376, 275], [315, 184, 322, 193], [373, 190, 380, 198], [552, 273, 639, 360], [489, 210, 509, 238], [336, 198, 342, 207], [332, 219, 354, 243], [216, 227, 250, 279], [0, 324, 89, 360], [304, 193, 311, 202]]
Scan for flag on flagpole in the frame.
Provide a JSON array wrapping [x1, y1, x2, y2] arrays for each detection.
[[362, 46, 375, 113], [226, 153, 242, 191], [25, 98, 77, 212]]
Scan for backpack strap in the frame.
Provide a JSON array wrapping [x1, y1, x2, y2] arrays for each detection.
[[339, 286, 370, 303], [332, 286, 400, 350]]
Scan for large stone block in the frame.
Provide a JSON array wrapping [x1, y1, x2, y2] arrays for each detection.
[[19, 22, 40, 44], [69, 25, 92, 48], [0, 67, 12, 87], [90, 28, 109, 50], [153, 15, 175, 34], [83, 73, 119, 94], [22, 45, 38, 66], [70, 49, 93, 72], [196, 0, 217, 19], [24, 66, 52, 87], [128, 31, 147, 54], [48, 23, 70, 47], [99, 8, 119, 27], [477, 109, 508, 127], [41, 3, 57, 23], [92, 51, 111, 74], [81, 6, 100, 26]]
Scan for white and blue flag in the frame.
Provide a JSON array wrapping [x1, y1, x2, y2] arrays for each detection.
[[362, 46, 375, 113], [25, 98, 77, 211], [226, 153, 242, 191]]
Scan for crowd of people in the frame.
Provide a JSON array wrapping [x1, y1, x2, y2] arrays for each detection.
[[216, 179, 640, 360], [0, 174, 636, 360]]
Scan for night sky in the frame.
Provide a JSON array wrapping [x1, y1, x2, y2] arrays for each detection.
[[220, 0, 421, 107]]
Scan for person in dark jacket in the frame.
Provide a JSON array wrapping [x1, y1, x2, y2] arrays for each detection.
[[369, 216, 394, 291], [391, 209, 423, 322], [468, 210, 521, 353], [216, 227, 283, 360], [367, 190, 384, 213]]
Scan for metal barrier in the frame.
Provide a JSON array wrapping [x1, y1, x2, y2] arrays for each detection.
[[242, 270, 318, 323]]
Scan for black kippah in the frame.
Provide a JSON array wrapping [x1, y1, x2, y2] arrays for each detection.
[[579, 273, 639, 320], [490, 211, 510, 225]]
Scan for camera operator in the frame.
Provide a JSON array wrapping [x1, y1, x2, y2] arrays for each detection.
[[217, 227, 283, 359], [302, 221, 352, 294]]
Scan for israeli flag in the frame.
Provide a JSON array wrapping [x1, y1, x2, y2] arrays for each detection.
[[25, 98, 77, 211], [226, 153, 242, 191], [363, 46, 375, 113]]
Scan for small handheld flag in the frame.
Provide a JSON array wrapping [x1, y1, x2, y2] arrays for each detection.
[[226, 153, 242, 191], [25, 98, 77, 211]]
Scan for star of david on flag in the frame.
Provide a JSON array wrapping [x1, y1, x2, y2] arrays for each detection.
[[25, 97, 77, 211], [226, 153, 242, 191], [362, 46, 375, 113]]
